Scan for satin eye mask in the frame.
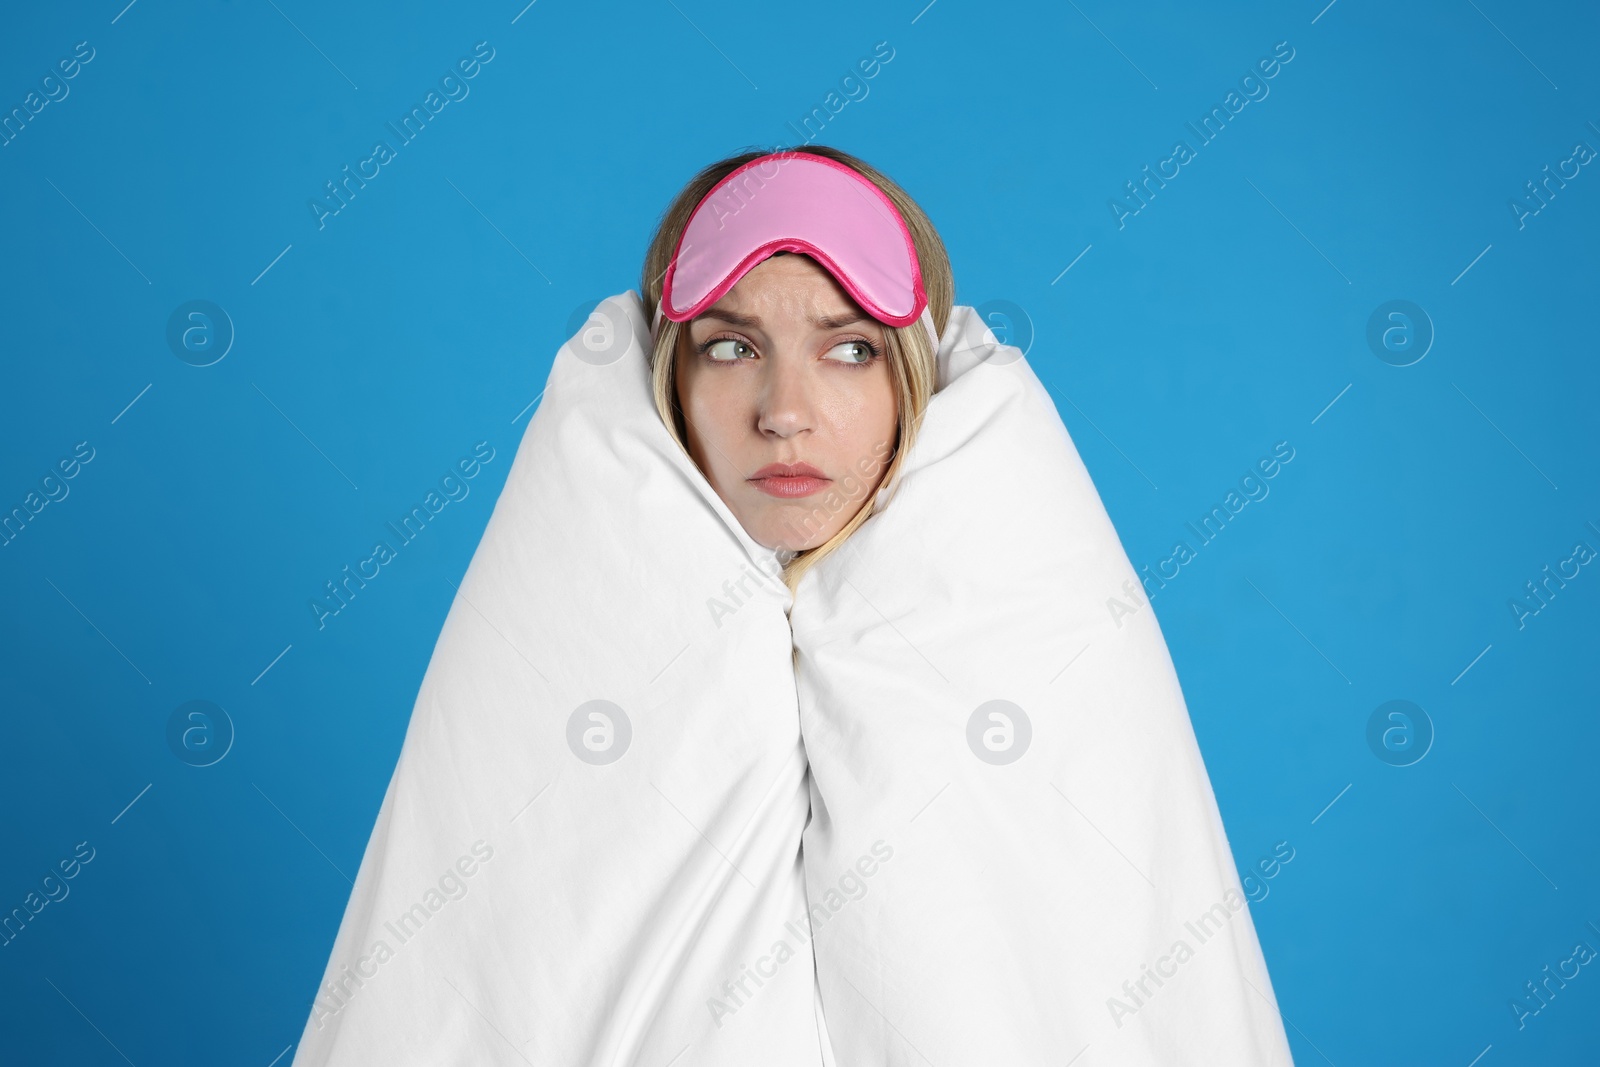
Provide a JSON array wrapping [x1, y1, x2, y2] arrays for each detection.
[[651, 150, 941, 355]]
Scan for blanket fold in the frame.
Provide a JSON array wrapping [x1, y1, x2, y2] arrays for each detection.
[[290, 290, 1294, 1067]]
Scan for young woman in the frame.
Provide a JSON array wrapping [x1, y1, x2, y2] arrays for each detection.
[[291, 145, 1295, 1067], [642, 146, 944, 594]]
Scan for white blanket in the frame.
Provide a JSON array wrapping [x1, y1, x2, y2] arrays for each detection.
[[291, 290, 1295, 1066]]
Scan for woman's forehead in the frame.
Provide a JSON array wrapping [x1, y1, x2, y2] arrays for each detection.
[[695, 255, 876, 330]]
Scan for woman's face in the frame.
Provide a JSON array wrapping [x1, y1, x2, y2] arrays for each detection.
[[673, 252, 899, 554]]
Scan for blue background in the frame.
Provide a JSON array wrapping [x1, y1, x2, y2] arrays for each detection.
[[2, 1, 1596, 1063]]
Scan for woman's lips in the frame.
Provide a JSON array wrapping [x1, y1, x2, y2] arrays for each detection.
[[750, 475, 832, 498], [749, 462, 831, 498]]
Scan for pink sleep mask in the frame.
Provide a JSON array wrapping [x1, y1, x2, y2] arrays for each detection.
[[651, 151, 940, 354]]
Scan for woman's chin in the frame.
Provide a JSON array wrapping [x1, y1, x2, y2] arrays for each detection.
[[744, 516, 829, 556]]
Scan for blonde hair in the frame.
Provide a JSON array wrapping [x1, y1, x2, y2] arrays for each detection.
[[640, 144, 952, 596]]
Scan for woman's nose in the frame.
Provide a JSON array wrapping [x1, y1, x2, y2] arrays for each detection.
[[756, 347, 816, 438]]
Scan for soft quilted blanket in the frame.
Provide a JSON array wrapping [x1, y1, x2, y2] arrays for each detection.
[[290, 290, 1295, 1067]]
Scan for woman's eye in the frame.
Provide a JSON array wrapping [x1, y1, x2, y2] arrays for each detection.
[[826, 340, 877, 365], [705, 338, 753, 362]]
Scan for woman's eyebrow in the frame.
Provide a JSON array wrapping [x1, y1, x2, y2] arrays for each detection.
[[812, 312, 872, 329]]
